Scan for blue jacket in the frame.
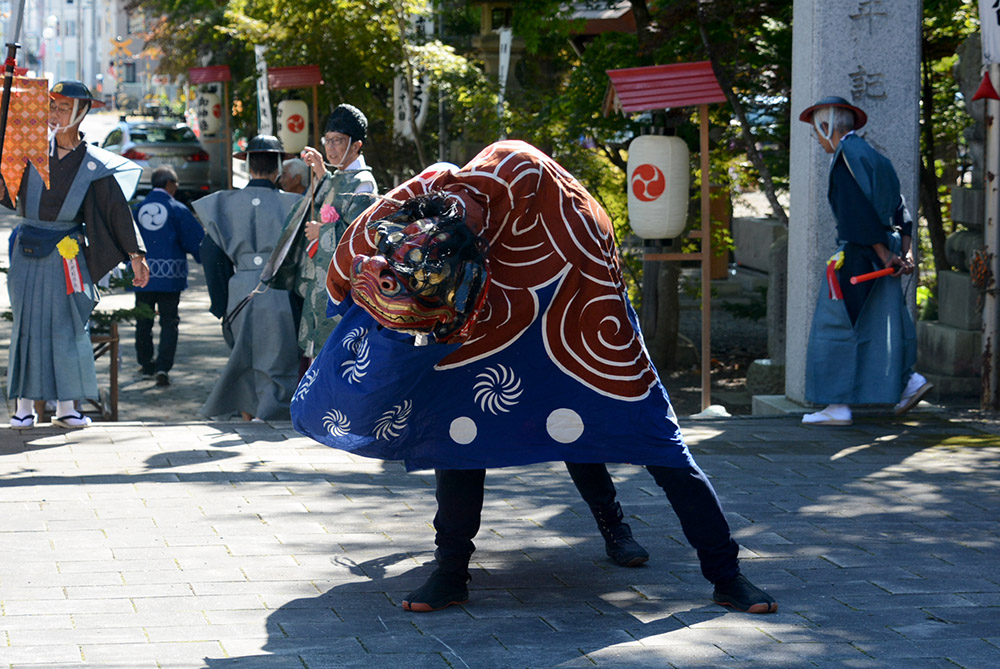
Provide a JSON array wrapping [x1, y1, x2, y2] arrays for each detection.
[[132, 189, 205, 292]]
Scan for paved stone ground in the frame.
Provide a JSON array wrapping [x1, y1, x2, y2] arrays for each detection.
[[1, 415, 998, 668], [2, 210, 1000, 667]]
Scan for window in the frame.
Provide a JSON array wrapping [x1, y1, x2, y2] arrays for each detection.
[[125, 62, 137, 83], [491, 7, 512, 29], [127, 11, 146, 34], [64, 20, 76, 37]]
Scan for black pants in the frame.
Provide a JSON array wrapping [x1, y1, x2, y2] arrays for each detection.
[[838, 243, 880, 326], [135, 291, 181, 374], [433, 463, 740, 584]]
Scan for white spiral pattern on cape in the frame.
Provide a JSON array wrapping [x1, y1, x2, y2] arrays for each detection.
[[341, 333, 371, 383], [322, 409, 351, 436], [373, 400, 412, 440], [292, 368, 318, 403], [473, 365, 523, 415]]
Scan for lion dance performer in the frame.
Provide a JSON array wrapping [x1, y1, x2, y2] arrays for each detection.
[[291, 140, 777, 614]]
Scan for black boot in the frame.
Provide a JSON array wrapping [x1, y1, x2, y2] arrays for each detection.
[[592, 502, 649, 567], [712, 573, 778, 614], [402, 567, 471, 612]]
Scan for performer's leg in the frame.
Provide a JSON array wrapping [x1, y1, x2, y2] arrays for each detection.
[[403, 468, 485, 612], [134, 293, 156, 375], [564, 462, 649, 567], [646, 464, 776, 614], [155, 292, 181, 375]]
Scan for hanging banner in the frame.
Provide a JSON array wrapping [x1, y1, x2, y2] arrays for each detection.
[[496, 27, 512, 137], [981, 0, 1000, 64], [1, 77, 50, 205], [254, 45, 273, 135], [393, 13, 434, 141], [393, 73, 430, 140], [498, 27, 512, 99]]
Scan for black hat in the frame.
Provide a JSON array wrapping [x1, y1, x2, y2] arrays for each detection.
[[50, 80, 105, 109], [324, 104, 367, 143], [233, 134, 287, 160], [798, 95, 867, 130]]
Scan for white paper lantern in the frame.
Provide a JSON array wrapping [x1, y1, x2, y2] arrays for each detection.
[[627, 135, 690, 239], [194, 92, 221, 136], [277, 99, 310, 154]]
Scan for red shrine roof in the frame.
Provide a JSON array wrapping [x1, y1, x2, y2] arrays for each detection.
[[268, 65, 323, 90], [603, 61, 727, 115]]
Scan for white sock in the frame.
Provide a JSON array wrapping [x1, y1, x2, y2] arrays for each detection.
[[56, 400, 76, 417], [16, 398, 34, 416]]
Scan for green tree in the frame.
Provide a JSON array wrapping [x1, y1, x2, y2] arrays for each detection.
[[920, 0, 979, 282]]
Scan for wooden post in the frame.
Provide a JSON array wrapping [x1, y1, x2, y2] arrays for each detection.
[[109, 322, 119, 421], [699, 103, 712, 411], [983, 63, 1000, 410], [223, 79, 232, 189], [312, 84, 320, 149]]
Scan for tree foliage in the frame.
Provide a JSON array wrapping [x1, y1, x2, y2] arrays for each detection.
[[134, 0, 980, 311]]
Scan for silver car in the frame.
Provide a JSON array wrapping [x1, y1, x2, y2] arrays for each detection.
[[100, 120, 213, 203]]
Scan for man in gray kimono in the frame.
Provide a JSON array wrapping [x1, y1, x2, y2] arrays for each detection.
[[193, 135, 302, 421]]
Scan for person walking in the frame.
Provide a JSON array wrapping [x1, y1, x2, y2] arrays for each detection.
[[193, 135, 302, 421], [798, 96, 932, 426], [131, 166, 205, 387], [3, 80, 149, 429]]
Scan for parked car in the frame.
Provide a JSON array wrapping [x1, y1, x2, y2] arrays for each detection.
[[99, 119, 214, 204]]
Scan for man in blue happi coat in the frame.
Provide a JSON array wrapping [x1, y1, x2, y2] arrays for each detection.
[[798, 97, 932, 426], [131, 166, 205, 387]]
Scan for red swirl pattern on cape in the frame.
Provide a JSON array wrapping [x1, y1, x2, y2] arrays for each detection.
[[328, 141, 658, 400]]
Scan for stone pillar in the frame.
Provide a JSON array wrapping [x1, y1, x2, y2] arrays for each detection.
[[785, 0, 922, 404]]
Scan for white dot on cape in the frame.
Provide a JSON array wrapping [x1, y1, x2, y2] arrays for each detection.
[[546, 408, 584, 443], [449, 417, 477, 445]]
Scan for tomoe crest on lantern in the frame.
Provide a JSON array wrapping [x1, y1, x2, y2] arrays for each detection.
[[277, 99, 309, 154], [627, 135, 689, 239]]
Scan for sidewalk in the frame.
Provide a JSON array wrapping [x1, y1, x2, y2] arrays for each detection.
[[2, 215, 1000, 667]]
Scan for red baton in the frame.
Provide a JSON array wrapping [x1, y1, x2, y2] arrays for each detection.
[[850, 267, 895, 285]]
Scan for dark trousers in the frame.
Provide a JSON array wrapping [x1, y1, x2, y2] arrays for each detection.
[[838, 243, 879, 326], [134, 291, 181, 373], [433, 463, 740, 583]]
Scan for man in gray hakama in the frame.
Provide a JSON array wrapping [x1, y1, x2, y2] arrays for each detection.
[[3, 81, 149, 429], [193, 135, 302, 421]]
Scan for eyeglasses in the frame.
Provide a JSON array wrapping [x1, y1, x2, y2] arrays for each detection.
[[50, 102, 75, 113], [321, 134, 350, 147]]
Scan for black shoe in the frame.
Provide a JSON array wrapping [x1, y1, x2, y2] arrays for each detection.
[[605, 529, 650, 568], [402, 568, 471, 612], [712, 574, 778, 614], [155, 371, 170, 387], [139, 365, 155, 378], [592, 502, 649, 567]]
